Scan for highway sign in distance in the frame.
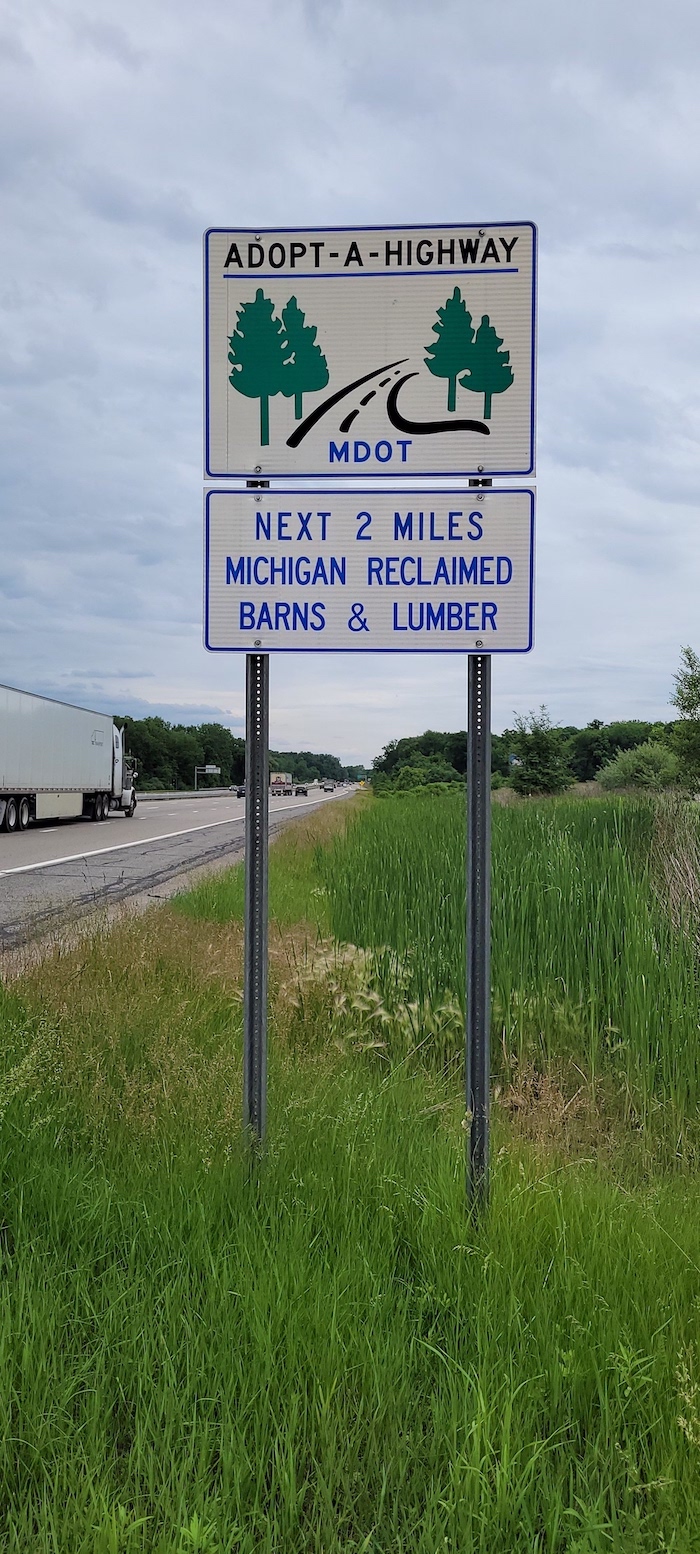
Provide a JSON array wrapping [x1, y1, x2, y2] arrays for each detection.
[[204, 224, 536, 480], [204, 488, 534, 654]]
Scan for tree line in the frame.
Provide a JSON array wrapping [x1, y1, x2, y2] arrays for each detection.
[[116, 715, 359, 792], [370, 647, 700, 796]]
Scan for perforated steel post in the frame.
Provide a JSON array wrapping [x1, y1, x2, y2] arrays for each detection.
[[466, 654, 492, 1209], [243, 653, 269, 1143]]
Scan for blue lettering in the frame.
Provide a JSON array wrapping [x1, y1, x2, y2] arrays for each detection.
[[409, 603, 425, 631], [257, 603, 273, 629], [459, 556, 478, 585], [429, 513, 444, 541], [394, 510, 412, 540], [447, 603, 462, 631], [270, 557, 286, 584], [466, 602, 479, 629], [375, 440, 393, 462], [385, 557, 399, 584], [427, 604, 445, 630], [497, 556, 513, 584], [330, 557, 346, 584], [293, 603, 308, 630], [256, 513, 271, 540], [330, 441, 349, 463], [480, 556, 494, 584], [296, 556, 311, 585], [467, 511, 483, 541], [400, 557, 416, 585], [226, 556, 244, 584], [482, 602, 498, 630], [393, 603, 407, 632], [312, 557, 328, 585], [354, 440, 371, 462], [277, 512, 291, 540], [434, 558, 450, 585], [310, 602, 325, 630], [398, 440, 412, 462], [240, 602, 255, 629], [297, 511, 312, 540], [448, 511, 462, 540], [253, 557, 269, 584], [275, 603, 290, 630], [368, 558, 383, 585]]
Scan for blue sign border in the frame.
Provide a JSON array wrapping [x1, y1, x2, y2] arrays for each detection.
[[203, 222, 537, 481], [203, 486, 535, 654]]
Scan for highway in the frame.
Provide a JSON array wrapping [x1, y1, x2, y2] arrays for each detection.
[[0, 788, 346, 952]]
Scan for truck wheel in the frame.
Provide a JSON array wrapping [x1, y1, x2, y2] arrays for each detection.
[[94, 794, 104, 822], [18, 797, 30, 831], [4, 797, 18, 833], [125, 797, 136, 818]]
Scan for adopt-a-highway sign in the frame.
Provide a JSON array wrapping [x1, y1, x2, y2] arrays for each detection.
[[204, 224, 536, 480], [204, 488, 534, 654]]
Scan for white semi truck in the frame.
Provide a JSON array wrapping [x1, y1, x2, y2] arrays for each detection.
[[0, 683, 138, 834]]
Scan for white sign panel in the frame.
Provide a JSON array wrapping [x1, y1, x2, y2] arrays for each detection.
[[204, 224, 536, 480], [204, 488, 534, 654]]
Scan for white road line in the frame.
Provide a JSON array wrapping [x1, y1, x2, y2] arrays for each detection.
[[0, 796, 335, 878]]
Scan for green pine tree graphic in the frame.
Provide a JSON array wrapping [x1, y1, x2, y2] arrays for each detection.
[[281, 296, 329, 419], [228, 289, 292, 446], [459, 314, 514, 419], [424, 286, 475, 413]]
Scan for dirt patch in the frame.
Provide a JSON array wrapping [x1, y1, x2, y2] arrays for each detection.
[[495, 1058, 621, 1159]]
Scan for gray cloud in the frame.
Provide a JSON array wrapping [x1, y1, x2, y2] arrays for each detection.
[[1, 0, 699, 766]]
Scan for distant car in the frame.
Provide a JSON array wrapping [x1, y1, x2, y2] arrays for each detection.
[[232, 784, 245, 797], [322, 781, 334, 792], [295, 785, 308, 796]]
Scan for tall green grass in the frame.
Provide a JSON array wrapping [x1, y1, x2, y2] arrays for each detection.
[[321, 793, 700, 1122], [2, 1037, 700, 1552], [3, 795, 700, 1548]]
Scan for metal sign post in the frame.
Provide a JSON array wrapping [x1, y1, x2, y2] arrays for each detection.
[[243, 653, 269, 1143], [466, 653, 491, 1209]]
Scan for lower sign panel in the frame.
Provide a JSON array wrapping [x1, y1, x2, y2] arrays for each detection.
[[204, 487, 534, 652]]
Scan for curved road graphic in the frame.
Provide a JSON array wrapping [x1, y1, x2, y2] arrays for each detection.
[[386, 373, 489, 436], [286, 359, 489, 446]]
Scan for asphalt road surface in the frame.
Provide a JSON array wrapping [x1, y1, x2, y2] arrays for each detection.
[[0, 789, 347, 952]]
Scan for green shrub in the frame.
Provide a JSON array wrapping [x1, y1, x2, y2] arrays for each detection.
[[598, 740, 678, 791]]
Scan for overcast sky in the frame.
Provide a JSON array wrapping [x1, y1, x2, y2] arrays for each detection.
[[1, 0, 699, 765]]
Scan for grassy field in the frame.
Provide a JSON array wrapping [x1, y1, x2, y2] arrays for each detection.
[[1, 792, 700, 1550]]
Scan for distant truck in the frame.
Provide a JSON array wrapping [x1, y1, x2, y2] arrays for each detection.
[[0, 683, 138, 833], [269, 772, 294, 796]]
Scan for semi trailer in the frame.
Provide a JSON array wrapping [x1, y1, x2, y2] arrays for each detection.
[[0, 683, 138, 834]]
